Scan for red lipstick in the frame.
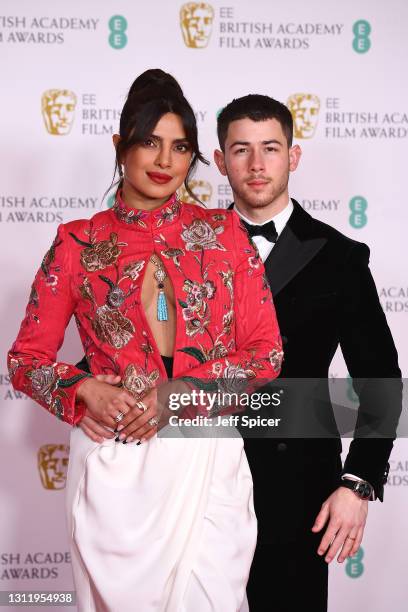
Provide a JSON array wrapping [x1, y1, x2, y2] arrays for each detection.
[[147, 172, 173, 184]]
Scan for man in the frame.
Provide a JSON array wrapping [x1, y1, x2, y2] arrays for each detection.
[[213, 95, 401, 611]]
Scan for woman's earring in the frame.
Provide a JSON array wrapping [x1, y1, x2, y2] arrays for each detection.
[[120, 163, 125, 177]]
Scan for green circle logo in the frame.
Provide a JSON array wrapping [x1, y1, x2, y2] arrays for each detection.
[[346, 547, 364, 578], [352, 20, 371, 54], [109, 15, 128, 49], [349, 196, 368, 228]]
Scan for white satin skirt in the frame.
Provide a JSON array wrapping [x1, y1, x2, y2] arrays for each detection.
[[66, 427, 256, 612]]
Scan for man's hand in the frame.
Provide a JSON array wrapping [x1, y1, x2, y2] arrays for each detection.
[[312, 487, 368, 563]]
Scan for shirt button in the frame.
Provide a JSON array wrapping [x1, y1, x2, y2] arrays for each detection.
[[277, 442, 287, 452]]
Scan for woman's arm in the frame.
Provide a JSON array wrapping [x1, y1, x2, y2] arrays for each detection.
[[176, 212, 283, 408], [7, 224, 92, 425]]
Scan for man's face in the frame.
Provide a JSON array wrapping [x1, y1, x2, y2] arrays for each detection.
[[215, 118, 301, 211], [288, 95, 320, 139], [43, 92, 76, 135], [181, 4, 214, 48]]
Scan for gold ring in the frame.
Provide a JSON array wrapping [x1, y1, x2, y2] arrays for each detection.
[[347, 536, 356, 540]]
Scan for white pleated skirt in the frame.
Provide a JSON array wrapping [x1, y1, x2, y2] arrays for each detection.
[[66, 426, 256, 612]]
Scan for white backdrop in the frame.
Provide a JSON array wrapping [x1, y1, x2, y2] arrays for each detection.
[[0, 1, 407, 610]]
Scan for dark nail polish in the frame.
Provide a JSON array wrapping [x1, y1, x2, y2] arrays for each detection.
[[122, 440, 127, 444], [136, 441, 141, 446], [114, 427, 118, 433], [115, 436, 120, 442]]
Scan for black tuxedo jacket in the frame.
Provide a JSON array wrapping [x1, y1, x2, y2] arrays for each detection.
[[229, 200, 401, 501]]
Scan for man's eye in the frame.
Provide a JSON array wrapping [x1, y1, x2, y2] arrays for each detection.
[[266, 147, 278, 152], [236, 148, 247, 154]]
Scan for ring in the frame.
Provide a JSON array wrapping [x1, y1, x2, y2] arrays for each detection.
[[148, 417, 159, 427], [136, 400, 147, 412], [114, 412, 125, 423], [347, 536, 356, 540]]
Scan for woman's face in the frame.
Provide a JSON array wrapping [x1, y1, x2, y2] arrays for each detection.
[[120, 112, 193, 204]]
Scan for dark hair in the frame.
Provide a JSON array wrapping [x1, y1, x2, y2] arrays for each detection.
[[109, 69, 209, 202], [217, 94, 293, 151]]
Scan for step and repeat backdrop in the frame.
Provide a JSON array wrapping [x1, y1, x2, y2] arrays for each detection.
[[0, 1, 407, 610]]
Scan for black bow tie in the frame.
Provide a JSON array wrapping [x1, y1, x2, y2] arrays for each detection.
[[241, 218, 278, 243]]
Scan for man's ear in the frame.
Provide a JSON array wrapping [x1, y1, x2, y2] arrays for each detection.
[[289, 144, 301, 172], [214, 149, 227, 176]]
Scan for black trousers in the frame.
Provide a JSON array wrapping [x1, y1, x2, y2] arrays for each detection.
[[244, 439, 342, 612]]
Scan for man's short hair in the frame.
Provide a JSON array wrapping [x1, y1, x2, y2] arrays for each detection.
[[217, 94, 293, 151]]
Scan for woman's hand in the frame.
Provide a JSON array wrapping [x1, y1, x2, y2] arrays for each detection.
[[76, 375, 138, 430], [115, 387, 159, 444]]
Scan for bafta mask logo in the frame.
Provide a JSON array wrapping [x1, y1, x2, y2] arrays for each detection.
[[287, 93, 320, 139], [41, 89, 77, 135], [180, 3, 214, 48], [179, 180, 212, 205], [38, 444, 69, 490]]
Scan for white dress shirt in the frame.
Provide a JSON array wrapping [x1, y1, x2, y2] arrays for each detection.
[[233, 199, 293, 263], [233, 198, 375, 498]]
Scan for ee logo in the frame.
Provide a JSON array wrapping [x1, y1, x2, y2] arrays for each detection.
[[346, 547, 364, 578], [349, 196, 368, 229], [109, 15, 128, 49], [353, 20, 371, 54]]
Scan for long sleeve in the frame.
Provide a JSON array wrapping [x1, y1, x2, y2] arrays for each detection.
[[7, 224, 91, 425], [339, 243, 402, 500], [178, 212, 283, 398]]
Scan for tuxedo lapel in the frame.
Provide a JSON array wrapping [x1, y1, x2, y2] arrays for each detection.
[[228, 200, 327, 297], [264, 225, 326, 296]]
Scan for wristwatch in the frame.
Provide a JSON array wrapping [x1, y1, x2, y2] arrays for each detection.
[[340, 478, 374, 500]]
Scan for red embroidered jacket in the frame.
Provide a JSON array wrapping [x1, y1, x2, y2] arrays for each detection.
[[8, 194, 283, 425]]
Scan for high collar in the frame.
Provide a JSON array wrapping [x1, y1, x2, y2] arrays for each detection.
[[112, 191, 182, 231]]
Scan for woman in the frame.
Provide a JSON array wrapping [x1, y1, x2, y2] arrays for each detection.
[[8, 69, 283, 611]]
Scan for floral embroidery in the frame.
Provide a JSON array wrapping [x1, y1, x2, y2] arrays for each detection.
[[123, 363, 159, 399], [41, 235, 62, 278], [79, 275, 136, 350], [70, 230, 127, 272], [93, 305, 135, 349], [114, 203, 148, 228], [181, 219, 226, 252], [28, 285, 39, 307], [122, 260, 145, 281], [154, 198, 181, 227], [25, 363, 89, 420], [269, 348, 284, 372]]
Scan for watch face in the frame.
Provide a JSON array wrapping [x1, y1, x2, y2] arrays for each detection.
[[357, 482, 372, 498]]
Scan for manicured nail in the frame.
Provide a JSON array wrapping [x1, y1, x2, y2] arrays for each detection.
[[117, 424, 124, 432], [114, 427, 118, 433], [115, 436, 120, 442], [122, 439, 127, 445], [136, 440, 141, 446], [118, 433, 125, 441], [127, 437, 133, 443]]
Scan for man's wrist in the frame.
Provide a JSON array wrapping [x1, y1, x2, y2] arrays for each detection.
[[340, 475, 376, 500]]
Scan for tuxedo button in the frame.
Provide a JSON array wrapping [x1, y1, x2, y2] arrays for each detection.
[[277, 442, 287, 452]]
